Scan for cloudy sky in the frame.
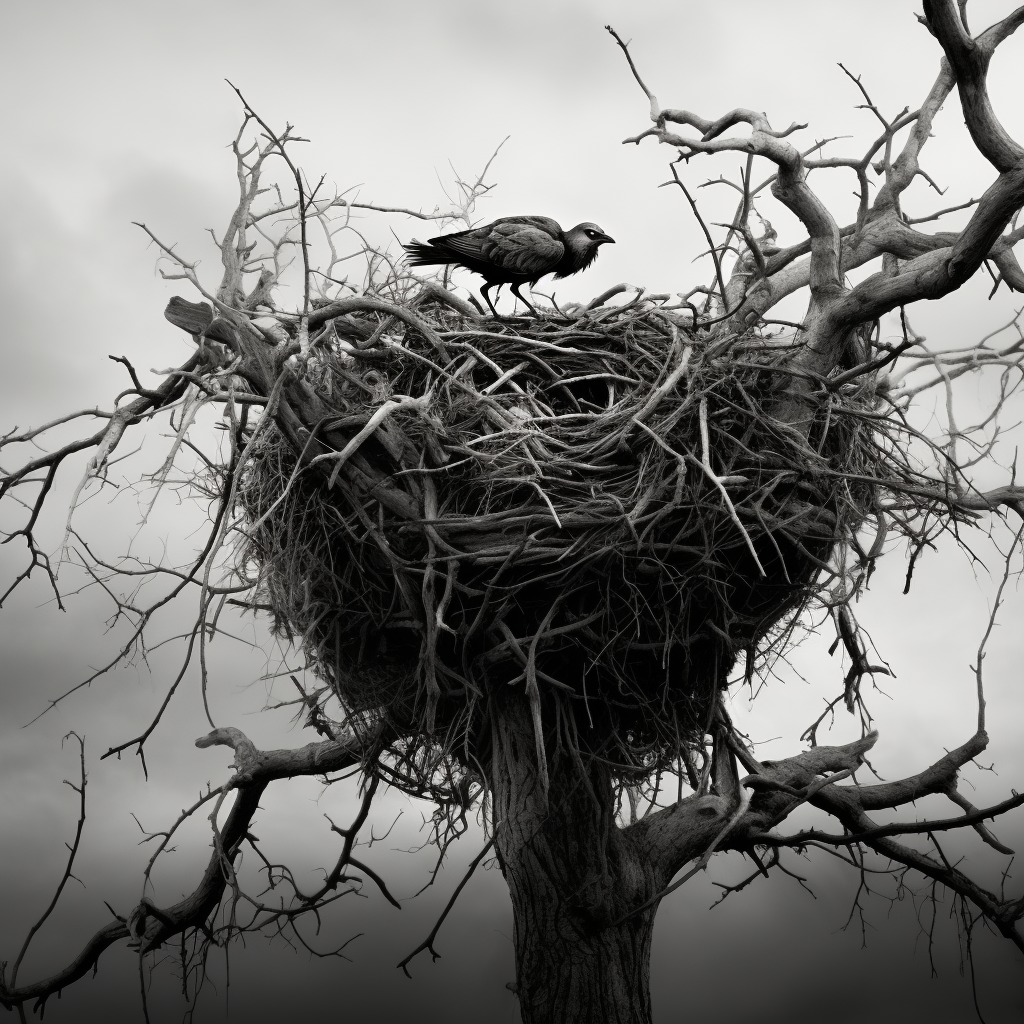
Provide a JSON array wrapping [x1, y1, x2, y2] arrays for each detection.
[[1, 1, 1023, 1021]]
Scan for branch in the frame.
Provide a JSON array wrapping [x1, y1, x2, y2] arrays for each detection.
[[610, 32, 842, 330], [605, 25, 660, 122], [758, 793, 1024, 848], [0, 353, 202, 607], [194, 719, 382, 785], [0, 723, 381, 1013], [8, 734, 87, 989], [615, 788, 752, 925], [925, 1, 1024, 173], [396, 837, 495, 977], [723, 722, 1024, 952], [631, 733, 876, 880], [831, 3, 1024, 326], [853, 731, 988, 810]]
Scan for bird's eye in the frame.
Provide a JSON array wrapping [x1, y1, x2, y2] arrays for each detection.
[[586, 230, 597, 238]]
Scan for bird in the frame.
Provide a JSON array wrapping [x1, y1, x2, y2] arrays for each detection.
[[403, 215, 614, 317]]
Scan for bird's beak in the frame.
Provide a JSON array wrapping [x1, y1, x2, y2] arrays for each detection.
[[598, 233, 615, 244]]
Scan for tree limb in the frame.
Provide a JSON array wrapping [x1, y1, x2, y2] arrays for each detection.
[[0, 722, 381, 1013]]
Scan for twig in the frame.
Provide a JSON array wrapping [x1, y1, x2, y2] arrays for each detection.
[[9, 734, 87, 989], [397, 838, 495, 977]]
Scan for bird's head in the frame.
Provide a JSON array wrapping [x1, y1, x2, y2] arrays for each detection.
[[562, 222, 615, 274]]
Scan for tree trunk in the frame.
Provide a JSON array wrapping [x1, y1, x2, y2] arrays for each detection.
[[488, 689, 662, 1024]]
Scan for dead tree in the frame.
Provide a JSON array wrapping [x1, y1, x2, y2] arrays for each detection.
[[2, 3, 1023, 1021]]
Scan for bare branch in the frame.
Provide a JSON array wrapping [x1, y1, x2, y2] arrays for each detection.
[[0, 723, 381, 1013], [8, 734, 87, 989], [397, 837, 495, 976]]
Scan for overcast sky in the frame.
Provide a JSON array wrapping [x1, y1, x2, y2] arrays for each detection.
[[1, 1, 1023, 1021]]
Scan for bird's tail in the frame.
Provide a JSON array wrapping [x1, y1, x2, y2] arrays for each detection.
[[402, 241, 454, 267]]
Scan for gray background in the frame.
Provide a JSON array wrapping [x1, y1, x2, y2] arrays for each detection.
[[1, 1, 1022, 1021]]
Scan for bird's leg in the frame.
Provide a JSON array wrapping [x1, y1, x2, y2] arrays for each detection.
[[510, 283, 541, 318], [480, 283, 501, 319]]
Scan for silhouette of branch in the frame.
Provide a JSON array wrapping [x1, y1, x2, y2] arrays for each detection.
[[0, 723, 383, 1015], [397, 838, 495, 977]]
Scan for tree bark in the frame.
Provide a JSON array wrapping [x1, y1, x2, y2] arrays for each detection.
[[488, 689, 662, 1024]]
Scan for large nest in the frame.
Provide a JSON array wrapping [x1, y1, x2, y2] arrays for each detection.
[[237, 298, 881, 785]]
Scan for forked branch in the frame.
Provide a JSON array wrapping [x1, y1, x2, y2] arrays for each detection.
[[0, 723, 383, 1015]]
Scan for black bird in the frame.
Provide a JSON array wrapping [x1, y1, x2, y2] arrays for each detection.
[[403, 215, 614, 316]]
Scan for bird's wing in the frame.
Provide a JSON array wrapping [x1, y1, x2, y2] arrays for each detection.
[[491, 215, 563, 237], [433, 225, 492, 263], [479, 222, 564, 276]]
